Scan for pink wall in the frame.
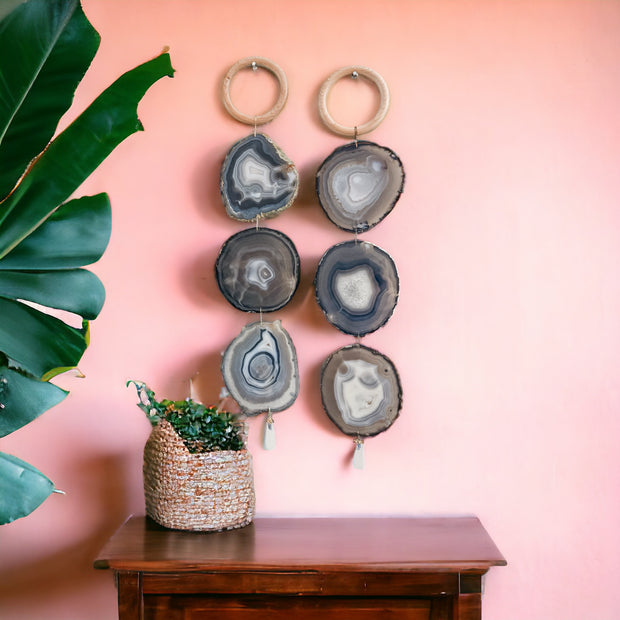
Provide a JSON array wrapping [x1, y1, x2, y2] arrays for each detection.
[[2, 1, 620, 618]]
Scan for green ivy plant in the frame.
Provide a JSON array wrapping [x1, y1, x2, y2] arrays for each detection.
[[128, 381, 245, 453], [0, 0, 174, 524]]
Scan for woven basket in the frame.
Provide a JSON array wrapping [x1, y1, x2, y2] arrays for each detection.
[[143, 419, 255, 531]]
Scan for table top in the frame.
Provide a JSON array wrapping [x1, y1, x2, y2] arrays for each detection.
[[94, 516, 506, 573]]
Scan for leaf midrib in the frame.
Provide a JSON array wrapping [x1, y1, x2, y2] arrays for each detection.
[[0, 3, 76, 146]]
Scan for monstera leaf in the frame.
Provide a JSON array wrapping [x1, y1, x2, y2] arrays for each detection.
[[0, 0, 174, 523]]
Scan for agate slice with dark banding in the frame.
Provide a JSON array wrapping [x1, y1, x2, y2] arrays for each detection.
[[321, 344, 402, 437], [215, 228, 300, 312], [315, 240, 399, 337], [221, 320, 299, 416], [221, 133, 299, 221], [316, 140, 404, 233]]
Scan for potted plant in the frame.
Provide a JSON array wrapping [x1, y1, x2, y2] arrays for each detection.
[[128, 381, 255, 531]]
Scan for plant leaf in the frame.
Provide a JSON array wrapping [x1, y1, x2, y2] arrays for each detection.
[[0, 0, 99, 200], [0, 297, 87, 379], [0, 268, 105, 319], [0, 51, 175, 258], [0, 193, 111, 270], [0, 2, 24, 22], [0, 452, 55, 524], [0, 365, 68, 437], [0, 0, 175, 524]]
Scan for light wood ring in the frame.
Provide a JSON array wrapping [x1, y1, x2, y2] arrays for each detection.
[[221, 57, 288, 126], [318, 66, 390, 138]]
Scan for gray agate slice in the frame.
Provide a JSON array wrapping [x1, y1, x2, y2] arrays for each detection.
[[321, 344, 401, 437], [221, 133, 299, 221], [215, 228, 300, 312], [315, 240, 399, 337], [221, 320, 299, 416], [316, 141, 404, 233]]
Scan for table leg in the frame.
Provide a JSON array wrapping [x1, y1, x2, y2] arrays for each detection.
[[117, 571, 143, 620], [453, 573, 484, 620], [454, 593, 482, 620]]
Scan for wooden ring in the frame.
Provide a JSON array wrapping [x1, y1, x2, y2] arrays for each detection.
[[318, 66, 390, 138], [221, 57, 288, 126]]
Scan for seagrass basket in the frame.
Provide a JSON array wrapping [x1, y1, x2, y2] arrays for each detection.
[[143, 419, 255, 531]]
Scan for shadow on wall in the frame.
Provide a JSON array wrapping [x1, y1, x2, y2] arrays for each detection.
[[0, 453, 131, 611]]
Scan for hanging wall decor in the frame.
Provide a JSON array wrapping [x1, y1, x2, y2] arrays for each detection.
[[315, 66, 404, 468], [321, 344, 401, 469], [218, 58, 300, 450], [321, 344, 401, 437], [221, 320, 299, 416], [314, 239, 399, 337], [316, 141, 404, 233], [220, 57, 299, 221], [215, 227, 300, 313]]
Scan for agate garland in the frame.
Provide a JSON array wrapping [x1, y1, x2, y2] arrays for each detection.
[[314, 66, 405, 453], [217, 58, 300, 434]]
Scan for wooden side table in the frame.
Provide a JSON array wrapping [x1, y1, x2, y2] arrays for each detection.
[[94, 515, 505, 620]]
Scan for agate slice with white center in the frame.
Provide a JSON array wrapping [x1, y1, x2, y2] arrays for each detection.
[[316, 141, 404, 233], [221, 320, 299, 416], [321, 344, 402, 437], [221, 133, 299, 221], [315, 240, 399, 337], [215, 228, 300, 312]]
